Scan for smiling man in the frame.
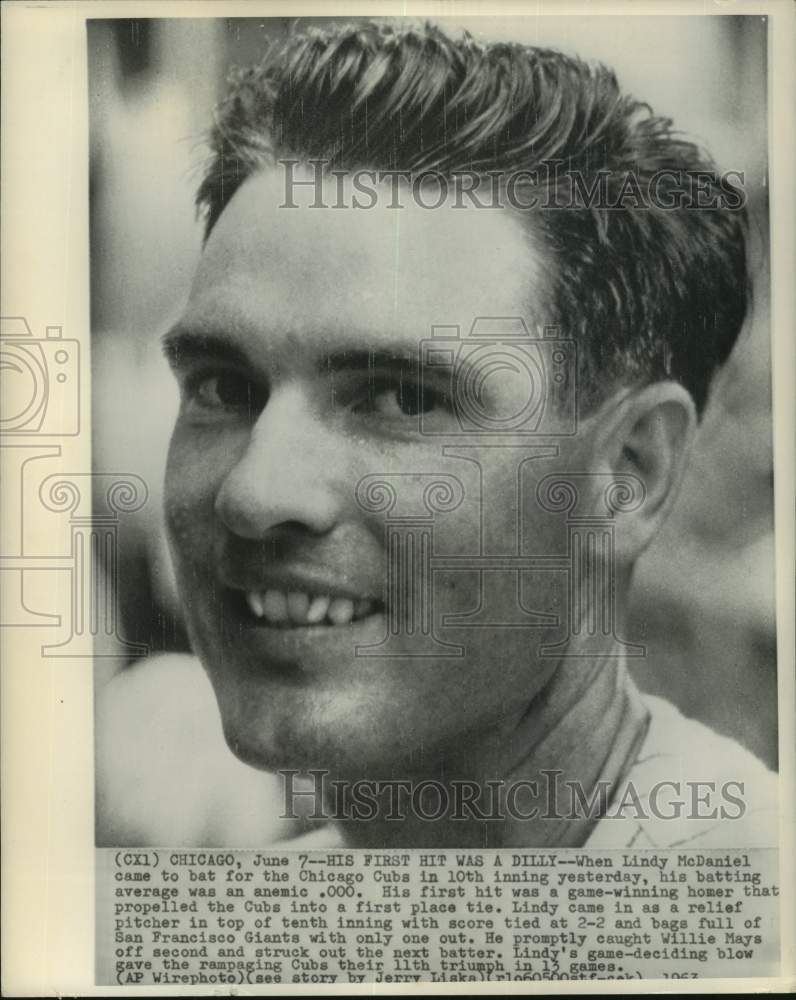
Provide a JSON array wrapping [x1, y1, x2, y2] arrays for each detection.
[[98, 21, 777, 850]]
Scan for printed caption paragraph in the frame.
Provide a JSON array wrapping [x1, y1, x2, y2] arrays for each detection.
[[98, 849, 780, 985]]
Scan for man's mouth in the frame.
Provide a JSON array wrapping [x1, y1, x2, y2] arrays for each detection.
[[241, 588, 381, 628]]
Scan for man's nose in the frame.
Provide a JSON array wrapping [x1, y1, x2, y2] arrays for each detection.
[[214, 387, 341, 538]]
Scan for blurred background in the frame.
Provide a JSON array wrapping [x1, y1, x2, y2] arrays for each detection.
[[89, 16, 775, 845]]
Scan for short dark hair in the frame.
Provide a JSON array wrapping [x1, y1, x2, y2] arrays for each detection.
[[197, 20, 749, 413]]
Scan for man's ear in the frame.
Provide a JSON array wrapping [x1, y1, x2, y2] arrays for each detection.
[[590, 382, 697, 562]]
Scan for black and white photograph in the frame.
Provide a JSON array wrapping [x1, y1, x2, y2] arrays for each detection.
[[1, 2, 794, 994], [93, 12, 778, 849]]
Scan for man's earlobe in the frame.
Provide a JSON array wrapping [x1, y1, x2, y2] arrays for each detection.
[[596, 382, 697, 561]]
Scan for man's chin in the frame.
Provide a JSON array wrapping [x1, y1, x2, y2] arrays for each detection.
[[214, 696, 359, 776], [215, 699, 424, 782], [218, 722, 319, 775]]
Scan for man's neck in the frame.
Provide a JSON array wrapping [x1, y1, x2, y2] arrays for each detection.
[[329, 648, 649, 849]]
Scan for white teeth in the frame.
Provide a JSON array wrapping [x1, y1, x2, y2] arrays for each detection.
[[244, 589, 377, 626], [305, 595, 331, 624], [327, 597, 355, 625], [287, 591, 310, 623], [263, 589, 288, 623], [246, 591, 265, 618]]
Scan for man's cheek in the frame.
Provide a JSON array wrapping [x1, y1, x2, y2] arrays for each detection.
[[164, 435, 228, 555]]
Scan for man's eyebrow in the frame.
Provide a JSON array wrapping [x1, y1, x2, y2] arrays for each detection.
[[323, 348, 422, 373], [161, 336, 457, 377], [161, 326, 251, 368], [323, 346, 470, 386]]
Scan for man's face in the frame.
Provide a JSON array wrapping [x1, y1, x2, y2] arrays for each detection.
[[164, 169, 580, 776]]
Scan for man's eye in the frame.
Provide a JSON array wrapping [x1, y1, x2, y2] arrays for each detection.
[[355, 381, 448, 419], [184, 371, 264, 416]]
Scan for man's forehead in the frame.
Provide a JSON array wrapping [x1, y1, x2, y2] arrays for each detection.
[[189, 168, 545, 345]]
